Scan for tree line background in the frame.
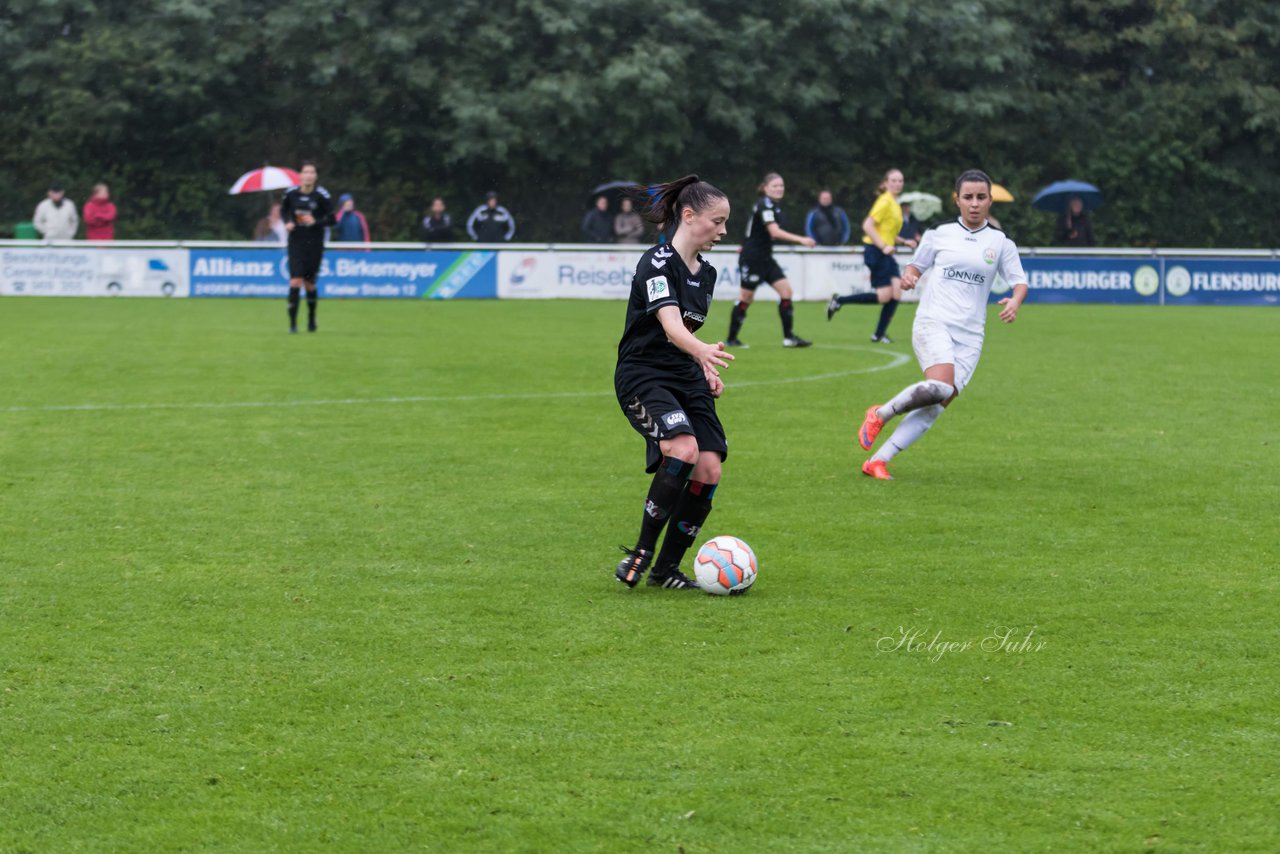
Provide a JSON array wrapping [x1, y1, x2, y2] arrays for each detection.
[[2, 0, 1277, 247]]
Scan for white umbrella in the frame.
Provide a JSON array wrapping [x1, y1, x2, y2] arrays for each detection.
[[898, 191, 941, 220], [228, 165, 302, 195]]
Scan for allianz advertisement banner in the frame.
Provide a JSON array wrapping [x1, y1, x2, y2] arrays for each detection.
[[188, 248, 497, 298]]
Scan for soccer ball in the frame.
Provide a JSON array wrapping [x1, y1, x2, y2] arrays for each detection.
[[693, 536, 757, 596]]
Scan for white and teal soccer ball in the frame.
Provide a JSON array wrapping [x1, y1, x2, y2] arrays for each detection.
[[693, 535, 757, 596]]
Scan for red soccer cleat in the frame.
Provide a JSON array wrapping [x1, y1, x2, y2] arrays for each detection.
[[862, 458, 893, 480], [858, 405, 884, 450]]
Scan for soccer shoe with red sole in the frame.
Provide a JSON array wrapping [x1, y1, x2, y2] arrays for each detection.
[[858, 405, 884, 450], [614, 546, 652, 588], [862, 458, 893, 480]]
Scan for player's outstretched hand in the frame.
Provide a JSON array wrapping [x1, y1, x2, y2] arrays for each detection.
[[998, 297, 1021, 323], [699, 340, 734, 370]]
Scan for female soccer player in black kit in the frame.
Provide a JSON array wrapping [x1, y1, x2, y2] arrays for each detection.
[[614, 176, 734, 590], [726, 172, 816, 348], [281, 161, 335, 333]]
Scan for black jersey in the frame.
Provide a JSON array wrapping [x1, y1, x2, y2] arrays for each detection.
[[740, 196, 781, 262], [281, 185, 335, 245], [616, 243, 718, 384]]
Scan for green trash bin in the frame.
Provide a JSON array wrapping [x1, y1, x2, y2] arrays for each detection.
[[14, 221, 39, 239]]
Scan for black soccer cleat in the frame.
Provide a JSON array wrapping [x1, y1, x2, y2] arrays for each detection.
[[870, 334, 894, 344], [307, 321, 318, 333], [783, 336, 812, 348], [827, 293, 841, 321], [725, 338, 749, 348], [646, 563, 701, 590], [615, 546, 652, 588]]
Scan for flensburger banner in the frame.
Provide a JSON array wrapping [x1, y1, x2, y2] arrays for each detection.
[[1009, 257, 1162, 304], [1, 247, 189, 297], [189, 248, 497, 298], [1162, 259, 1280, 305]]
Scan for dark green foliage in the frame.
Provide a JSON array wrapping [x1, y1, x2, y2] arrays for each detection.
[[1, 0, 1276, 245]]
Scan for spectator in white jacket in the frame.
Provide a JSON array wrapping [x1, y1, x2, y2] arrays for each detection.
[[34, 184, 80, 240]]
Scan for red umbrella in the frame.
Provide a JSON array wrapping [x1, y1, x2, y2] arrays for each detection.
[[228, 165, 301, 194]]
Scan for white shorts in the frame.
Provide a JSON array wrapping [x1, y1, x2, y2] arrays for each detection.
[[912, 319, 983, 393]]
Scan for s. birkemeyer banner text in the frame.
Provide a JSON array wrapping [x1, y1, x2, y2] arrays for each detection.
[[877, 626, 1046, 662]]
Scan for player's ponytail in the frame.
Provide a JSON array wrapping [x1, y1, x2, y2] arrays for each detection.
[[632, 175, 727, 234]]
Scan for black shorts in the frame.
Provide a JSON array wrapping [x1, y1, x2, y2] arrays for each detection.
[[615, 369, 728, 473], [863, 244, 900, 288], [288, 241, 324, 281], [738, 257, 786, 291]]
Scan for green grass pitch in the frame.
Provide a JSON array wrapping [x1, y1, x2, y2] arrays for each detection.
[[1, 297, 1276, 852]]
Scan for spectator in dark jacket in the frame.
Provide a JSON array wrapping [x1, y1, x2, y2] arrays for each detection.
[[1053, 196, 1094, 246], [466, 191, 516, 242], [422, 197, 454, 242], [333, 194, 371, 242], [804, 190, 851, 246], [580, 195, 614, 243]]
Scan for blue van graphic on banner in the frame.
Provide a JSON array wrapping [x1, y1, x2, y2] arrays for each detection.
[[190, 249, 497, 298]]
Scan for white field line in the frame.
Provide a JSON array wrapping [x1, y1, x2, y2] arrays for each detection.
[[2, 345, 910, 415]]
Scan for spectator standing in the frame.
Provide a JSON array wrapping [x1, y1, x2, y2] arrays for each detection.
[[1053, 196, 1094, 246], [333, 193, 371, 242], [82, 183, 117, 240], [254, 203, 287, 243], [33, 184, 79, 240], [422, 197, 455, 242], [466, 191, 516, 242], [897, 201, 923, 249], [804, 189, 851, 246], [580, 194, 615, 243], [613, 197, 645, 243]]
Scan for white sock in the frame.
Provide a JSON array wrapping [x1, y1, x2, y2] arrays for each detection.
[[874, 404, 944, 462], [876, 380, 954, 421]]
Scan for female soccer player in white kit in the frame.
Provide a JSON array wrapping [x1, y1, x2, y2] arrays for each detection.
[[857, 169, 1029, 479]]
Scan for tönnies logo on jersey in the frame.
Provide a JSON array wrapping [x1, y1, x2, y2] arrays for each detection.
[[664, 411, 688, 427], [943, 265, 987, 285]]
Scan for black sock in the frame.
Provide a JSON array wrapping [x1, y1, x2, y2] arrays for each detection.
[[728, 302, 747, 340], [287, 287, 300, 325], [636, 456, 695, 553], [874, 299, 899, 338], [779, 299, 795, 338], [656, 480, 716, 571], [838, 292, 879, 305], [306, 292, 318, 326]]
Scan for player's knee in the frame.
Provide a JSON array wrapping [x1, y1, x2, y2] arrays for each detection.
[[925, 380, 955, 402], [664, 434, 699, 464], [693, 453, 721, 485]]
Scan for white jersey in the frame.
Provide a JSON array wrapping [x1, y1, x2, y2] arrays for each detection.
[[912, 219, 1027, 340]]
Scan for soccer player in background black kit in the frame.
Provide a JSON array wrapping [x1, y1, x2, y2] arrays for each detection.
[[614, 175, 734, 590], [281, 161, 335, 333], [726, 172, 816, 348]]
